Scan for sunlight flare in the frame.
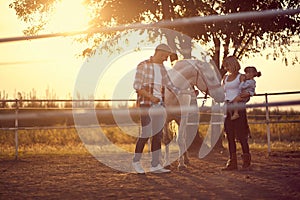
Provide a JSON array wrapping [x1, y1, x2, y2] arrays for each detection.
[[47, 0, 90, 33]]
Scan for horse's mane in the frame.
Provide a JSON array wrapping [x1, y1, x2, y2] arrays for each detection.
[[172, 59, 192, 69], [172, 59, 200, 69]]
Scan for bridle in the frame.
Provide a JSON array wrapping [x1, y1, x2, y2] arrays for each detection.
[[192, 61, 222, 106]]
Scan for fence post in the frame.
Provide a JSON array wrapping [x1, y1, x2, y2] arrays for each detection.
[[15, 98, 19, 160], [265, 93, 271, 154]]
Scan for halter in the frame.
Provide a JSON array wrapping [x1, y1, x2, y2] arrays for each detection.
[[191, 60, 222, 106]]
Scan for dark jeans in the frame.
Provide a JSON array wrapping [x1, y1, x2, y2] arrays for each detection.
[[224, 105, 250, 157], [133, 104, 165, 167]]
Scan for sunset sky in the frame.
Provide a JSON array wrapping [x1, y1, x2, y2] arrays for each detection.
[[1, 0, 299, 109]]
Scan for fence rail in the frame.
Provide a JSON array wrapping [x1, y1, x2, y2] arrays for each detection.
[[1, 91, 300, 159], [1, 8, 299, 43]]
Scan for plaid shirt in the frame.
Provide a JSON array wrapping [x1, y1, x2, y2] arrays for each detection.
[[133, 57, 179, 106]]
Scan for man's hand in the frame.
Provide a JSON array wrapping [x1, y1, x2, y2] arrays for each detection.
[[137, 89, 160, 104], [150, 96, 160, 104]]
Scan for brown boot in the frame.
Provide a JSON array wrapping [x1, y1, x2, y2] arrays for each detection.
[[222, 153, 238, 171], [241, 153, 251, 169]]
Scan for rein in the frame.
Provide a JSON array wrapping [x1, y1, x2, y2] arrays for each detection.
[[194, 63, 209, 107], [201, 88, 209, 107]]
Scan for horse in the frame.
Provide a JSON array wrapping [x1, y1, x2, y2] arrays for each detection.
[[163, 59, 225, 169]]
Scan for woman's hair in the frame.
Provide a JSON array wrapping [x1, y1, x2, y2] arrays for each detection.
[[222, 56, 241, 73], [244, 66, 262, 77]]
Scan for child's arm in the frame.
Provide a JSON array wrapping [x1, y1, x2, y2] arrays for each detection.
[[240, 80, 256, 97], [247, 80, 256, 96], [239, 80, 251, 90]]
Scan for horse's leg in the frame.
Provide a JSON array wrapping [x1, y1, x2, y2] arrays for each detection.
[[177, 117, 187, 169], [183, 97, 199, 164], [177, 94, 191, 169], [162, 120, 172, 168], [183, 151, 190, 165]]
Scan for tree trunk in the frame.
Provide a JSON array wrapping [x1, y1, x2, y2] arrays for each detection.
[[213, 36, 221, 70]]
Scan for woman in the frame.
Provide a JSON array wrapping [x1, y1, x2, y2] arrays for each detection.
[[222, 56, 251, 170]]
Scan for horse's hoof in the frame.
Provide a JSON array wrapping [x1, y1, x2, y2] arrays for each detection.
[[184, 159, 190, 166], [178, 165, 188, 171], [163, 161, 171, 169]]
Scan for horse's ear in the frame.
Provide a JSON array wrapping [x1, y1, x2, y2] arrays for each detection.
[[219, 67, 227, 77], [170, 53, 178, 63]]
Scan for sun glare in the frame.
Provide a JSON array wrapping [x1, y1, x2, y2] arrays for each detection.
[[47, 0, 90, 33]]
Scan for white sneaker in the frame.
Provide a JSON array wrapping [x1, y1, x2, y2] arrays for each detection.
[[150, 164, 171, 173], [132, 161, 145, 174]]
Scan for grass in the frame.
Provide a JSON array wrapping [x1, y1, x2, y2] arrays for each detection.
[[249, 141, 300, 151], [1, 135, 299, 160], [0, 144, 89, 158], [1, 120, 300, 158], [1, 141, 299, 161]]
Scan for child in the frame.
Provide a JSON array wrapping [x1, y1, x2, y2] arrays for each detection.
[[231, 66, 262, 120]]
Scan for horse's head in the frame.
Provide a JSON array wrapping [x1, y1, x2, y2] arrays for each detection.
[[189, 60, 225, 103]]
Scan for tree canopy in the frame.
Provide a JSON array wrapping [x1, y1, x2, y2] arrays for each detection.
[[10, 0, 300, 72]]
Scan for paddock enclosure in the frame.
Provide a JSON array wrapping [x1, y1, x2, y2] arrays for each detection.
[[1, 91, 300, 158]]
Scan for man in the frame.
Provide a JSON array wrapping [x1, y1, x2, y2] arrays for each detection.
[[132, 44, 179, 173]]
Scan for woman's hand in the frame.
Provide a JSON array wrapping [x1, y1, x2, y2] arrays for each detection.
[[240, 92, 250, 98]]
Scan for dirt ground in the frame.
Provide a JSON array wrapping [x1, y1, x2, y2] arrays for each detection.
[[1, 149, 300, 200]]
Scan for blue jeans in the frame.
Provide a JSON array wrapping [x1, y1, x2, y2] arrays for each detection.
[[133, 104, 165, 167]]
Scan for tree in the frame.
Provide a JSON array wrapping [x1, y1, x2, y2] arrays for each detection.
[[10, 0, 300, 71], [9, 0, 58, 36]]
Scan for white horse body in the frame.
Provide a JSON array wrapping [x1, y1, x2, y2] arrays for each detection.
[[164, 59, 225, 168]]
